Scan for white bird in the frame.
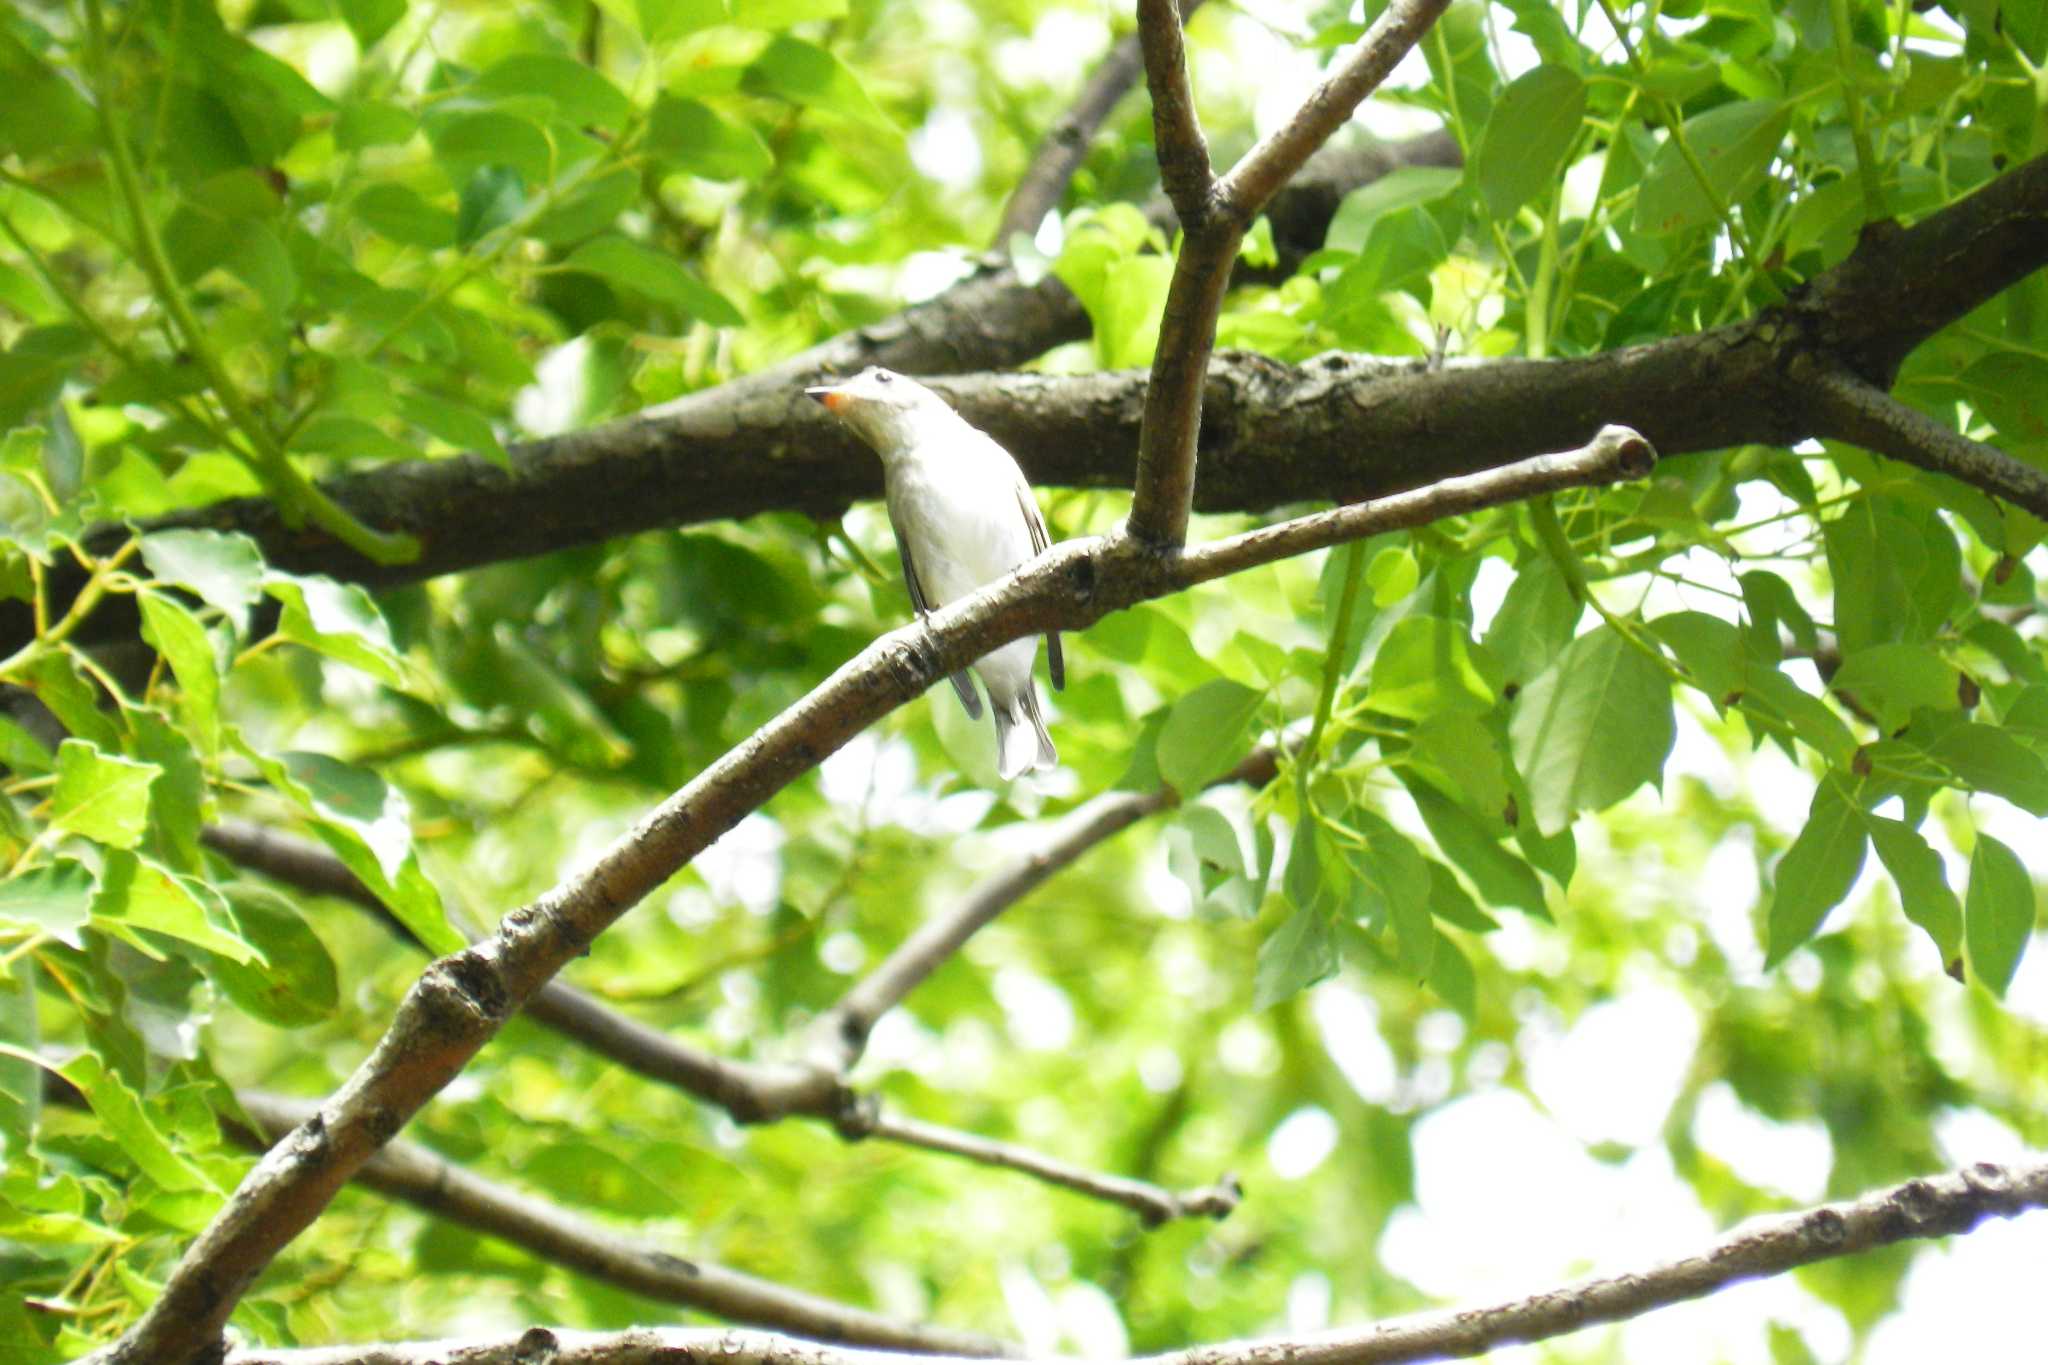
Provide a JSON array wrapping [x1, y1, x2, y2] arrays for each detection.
[[807, 367, 1063, 780]]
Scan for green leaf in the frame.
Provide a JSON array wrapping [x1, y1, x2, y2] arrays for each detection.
[[51, 740, 160, 850], [1254, 903, 1337, 1009], [1093, 252, 1174, 368], [637, 0, 728, 42], [335, 98, 416, 150], [1367, 616, 1499, 719], [730, 0, 847, 24], [93, 850, 261, 963], [264, 572, 408, 688], [1365, 545, 1420, 607], [648, 97, 774, 181], [353, 183, 458, 250], [18, 650, 122, 749], [1336, 816, 1433, 976], [400, 392, 509, 467], [0, 957, 37, 1152], [1965, 833, 2033, 997], [1483, 556, 1581, 686], [558, 236, 744, 325], [1824, 497, 1961, 653], [1401, 713, 1509, 819], [481, 624, 634, 769], [455, 165, 527, 247], [473, 55, 631, 129], [1954, 352, 2048, 455], [206, 887, 340, 1027], [429, 111, 553, 189], [1182, 803, 1248, 878], [1157, 680, 1263, 794], [1633, 99, 1789, 235], [1829, 643, 1961, 731], [139, 529, 267, 629], [1925, 720, 2048, 815], [57, 1051, 219, 1193], [1473, 65, 1586, 220], [339, 0, 407, 49], [138, 592, 220, 757], [741, 36, 899, 135], [244, 748, 462, 955], [1765, 782, 1868, 966], [0, 859, 95, 948], [1867, 817, 1962, 965], [1509, 626, 1675, 835], [0, 30, 96, 157], [1407, 781, 1548, 917], [1324, 166, 1461, 253], [0, 714, 53, 775], [1425, 929, 1476, 1020], [1426, 860, 1498, 933]]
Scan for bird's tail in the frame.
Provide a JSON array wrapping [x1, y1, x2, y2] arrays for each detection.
[[992, 684, 1057, 781]]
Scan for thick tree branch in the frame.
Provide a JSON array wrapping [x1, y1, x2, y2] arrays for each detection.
[[94, 428, 1654, 1365], [227, 1093, 1017, 1357], [994, 2, 1207, 248], [1124, 0, 1452, 549], [1800, 359, 2048, 513], [35, 133, 1455, 610], [26, 153, 2048, 659], [214, 1156, 2048, 1365]]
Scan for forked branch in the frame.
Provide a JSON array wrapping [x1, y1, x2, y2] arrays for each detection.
[[1126, 0, 1453, 548], [96, 426, 1654, 1365]]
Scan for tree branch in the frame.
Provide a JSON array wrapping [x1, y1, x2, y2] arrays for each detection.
[[212, 1156, 2048, 1365], [1800, 359, 2048, 515], [859, 1111, 1240, 1227], [807, 746, 1280, 1075], [226, 1093, 1017, 1358], [209, 806, 1245, 1213], [1125, 0, 1445, 546], [1137, 0, 1213, 227], [993, 2, 1207, 248], [95, 426, 1654, 1365], [1217, 0, 1452, 218]]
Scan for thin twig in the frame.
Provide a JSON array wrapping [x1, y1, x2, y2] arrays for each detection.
[[203, 817, 1230, 1209], [227, 1093, 1018, 1358], [860, 1112, 1240, 1228], [214, 1156, 2048, 1365], [807, 746, 1280, 1075], [1217, 0, 1453, 218], [1801, 360, 2048, 518], [99, 425, 1654, 1365]]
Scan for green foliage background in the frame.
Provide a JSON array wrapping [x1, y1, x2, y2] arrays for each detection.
[[1, 0, 2046, 1360]]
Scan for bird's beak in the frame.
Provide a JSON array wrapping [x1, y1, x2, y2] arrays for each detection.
[[806, 385, 845, 414]]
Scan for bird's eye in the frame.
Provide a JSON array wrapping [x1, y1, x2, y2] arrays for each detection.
[[876, 372, 894, 384]]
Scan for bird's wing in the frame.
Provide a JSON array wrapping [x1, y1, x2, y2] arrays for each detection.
[[891, 521, 983, 720], [1013, 469, 1065, 692]]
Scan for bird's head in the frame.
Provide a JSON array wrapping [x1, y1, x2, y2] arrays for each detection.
[[805, 367, 950, 453]]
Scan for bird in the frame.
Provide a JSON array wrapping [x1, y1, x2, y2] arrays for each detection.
[[806, 367, 1064, 780]]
